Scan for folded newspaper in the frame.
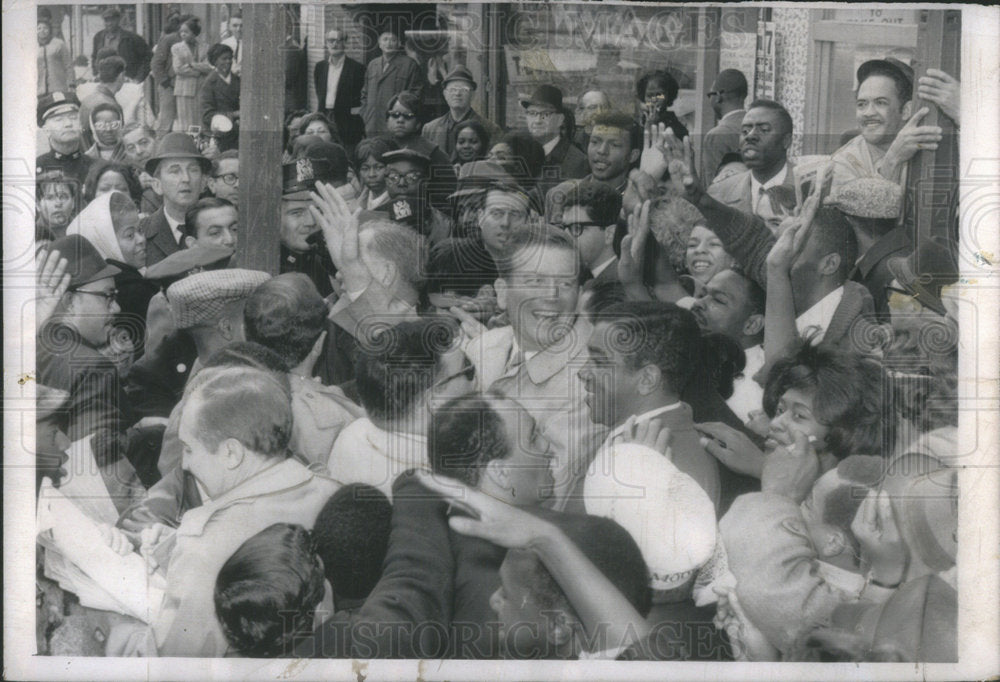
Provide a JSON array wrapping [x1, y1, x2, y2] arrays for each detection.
[[37, 476, 165, 624]]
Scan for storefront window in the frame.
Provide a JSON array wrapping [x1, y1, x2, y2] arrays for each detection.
[[497, 3, 702, 129]]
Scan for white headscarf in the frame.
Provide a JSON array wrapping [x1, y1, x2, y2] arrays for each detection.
[[66, 191, 126, 263]]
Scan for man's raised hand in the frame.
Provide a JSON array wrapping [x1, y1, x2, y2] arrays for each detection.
[[639, 120, 670, 180], [311, 180, 372, 296]]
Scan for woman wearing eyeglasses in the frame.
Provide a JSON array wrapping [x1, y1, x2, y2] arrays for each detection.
[[384, 92, 457, 213], [85, 102, 128, 162]]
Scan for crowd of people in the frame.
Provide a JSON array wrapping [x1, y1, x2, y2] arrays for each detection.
[[33, 5, 963, 663]]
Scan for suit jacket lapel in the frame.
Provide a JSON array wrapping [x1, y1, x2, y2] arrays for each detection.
[[149, 211, 179, 259], [377, 56, 397, 84], [738, 173, 753, 208]]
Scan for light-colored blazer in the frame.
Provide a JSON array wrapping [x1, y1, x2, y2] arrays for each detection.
[[152, 458, 339, 656], [463, 319, 609, 507], [707, 161, 797, 216], [170, 40, 211, 98]]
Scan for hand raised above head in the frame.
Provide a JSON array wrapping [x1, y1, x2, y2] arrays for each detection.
[[639, 120, 670, 180], [36, 248, 70, 330], [661, 130, 701, 198], [310, 181, 372, 295]]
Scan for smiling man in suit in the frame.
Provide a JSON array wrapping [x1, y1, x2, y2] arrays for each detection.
[[314, 29, 366, 149], [359, 32, 424, 137], [707, 99, 796, 230], [140, 132, 211, 266]]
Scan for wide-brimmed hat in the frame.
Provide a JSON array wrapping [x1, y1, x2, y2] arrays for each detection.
[[144, 132, 212, 175], [47, 234, 121, 287], [520, 84, 565, 113], [886, 237, 958, 316], [857, 57, 914, 90], [442, 65, 477, 89], [38, 91, 80, 127]]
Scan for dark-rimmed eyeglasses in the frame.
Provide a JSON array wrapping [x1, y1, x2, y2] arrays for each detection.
[[72, 288, 118, 304], [213, 172, 239, 186], [385, 171, 424, 185], [707, 90, 727, 98], [385, 170, 424, 185], [386, 111, 417, 121], [560, 222, 601, 237]]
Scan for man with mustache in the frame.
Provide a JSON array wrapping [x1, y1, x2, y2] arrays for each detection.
[[707, 99, 797, 228], [831, 58, 954, 195]]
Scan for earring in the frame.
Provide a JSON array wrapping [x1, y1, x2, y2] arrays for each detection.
[[511, 487, 517, 499]]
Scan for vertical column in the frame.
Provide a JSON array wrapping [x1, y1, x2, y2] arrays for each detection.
[[236, 3, 286, 274], [694, 8, 722, 172], [908, 9, 961, 246]]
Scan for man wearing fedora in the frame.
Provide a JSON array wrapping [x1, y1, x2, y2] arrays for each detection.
[[92, 6, 151, 83], [36, 92, 95, 186], [140, 132, 212, 267], [522, 85, 590, 197], [314, 29, 366, 150], [422, 65, 501, 158], [831, 57, 956, 193]]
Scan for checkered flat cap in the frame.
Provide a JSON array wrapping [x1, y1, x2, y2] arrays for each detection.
[[829, 177, 902, 219], [167, 268, 271, 329]]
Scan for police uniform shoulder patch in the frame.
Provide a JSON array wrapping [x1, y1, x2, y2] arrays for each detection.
[[392, 200, 413, 219]]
